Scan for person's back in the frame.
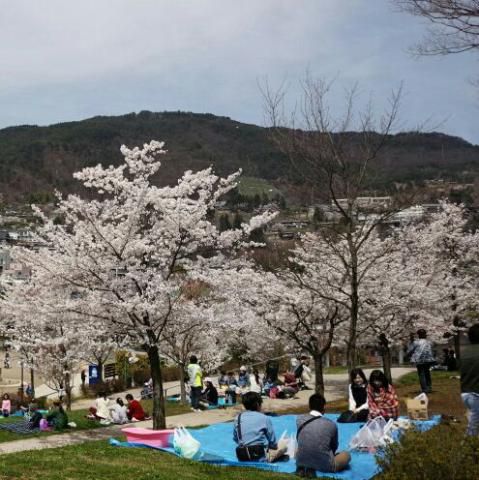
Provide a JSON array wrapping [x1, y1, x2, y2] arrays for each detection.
[[296, 415, 338, 473], [460, 324, 479, 436], [233, 391, 287, 463], [296, 393, 350, 476], [187, 360, 202, 388]]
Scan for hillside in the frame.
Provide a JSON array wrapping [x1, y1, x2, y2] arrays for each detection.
[[0, 111, 478, 202]]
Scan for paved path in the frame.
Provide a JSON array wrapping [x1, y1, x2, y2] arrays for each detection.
[[0, 367, 414, 455]]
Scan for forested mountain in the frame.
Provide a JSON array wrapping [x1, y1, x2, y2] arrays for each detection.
[[0, 110, 478, 202]]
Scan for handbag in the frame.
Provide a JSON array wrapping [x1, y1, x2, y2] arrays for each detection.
[[235, 414, 267, 461]]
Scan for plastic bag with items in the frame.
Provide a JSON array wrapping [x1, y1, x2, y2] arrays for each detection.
[[279, 430, 297, 458], [349, 416, 394, 451], [173, 427, 201, 459]]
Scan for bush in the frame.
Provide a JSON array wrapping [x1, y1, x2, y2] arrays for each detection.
[[84, 379, 126, 398], [376, 424, 479, 480]]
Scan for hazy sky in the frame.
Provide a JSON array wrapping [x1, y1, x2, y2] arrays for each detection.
[[1, 0, 478, 143]]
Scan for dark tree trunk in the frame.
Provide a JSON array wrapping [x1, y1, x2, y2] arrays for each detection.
[[179, 365, 188, 405], [347, 244, 359, 372], [379, 334, 392, 385], [97, 360, 104, 383], [313, 354, 325, 395], [30, 368, 35, 398], [64, 371, 72, 411], [147, 345, 166, 429]]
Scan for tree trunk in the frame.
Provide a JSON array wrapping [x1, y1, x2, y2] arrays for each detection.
[[179, 365, 188, 405], [454, 332, 461, 364], [30, 368, 35, 398], [313, 354, 325, 395], [64, 371, 72, 411], [378, 334, 392, 384], [147, 345, 166, 430], [97, 360, 104, 383], [347, 243, 359, 372]]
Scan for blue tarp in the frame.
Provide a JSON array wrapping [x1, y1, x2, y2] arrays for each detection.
[[110, 414, 441, 479]]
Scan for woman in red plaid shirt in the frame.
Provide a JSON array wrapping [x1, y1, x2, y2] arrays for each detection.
[[367, 370, 399, 421]]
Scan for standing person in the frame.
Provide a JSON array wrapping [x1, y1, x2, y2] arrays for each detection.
[[338, 368, 369, 423], [407, 329, 436, 394], [367, 370, 399, 421], [296, 393, 351, 477], [2, 393, 11, 417], [233, 392, 287, 463], [3, 351, 10, 369], [81, 370, 87, 387], [460, 324, 479, 436], [187, 355, 203, 412]]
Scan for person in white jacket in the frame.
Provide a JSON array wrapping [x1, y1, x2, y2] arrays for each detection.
[[337, 368, 369, 423], [110, 398, 128, 424]]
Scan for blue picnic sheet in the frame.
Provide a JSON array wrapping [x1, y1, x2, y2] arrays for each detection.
[[110, 413, 441, 479]]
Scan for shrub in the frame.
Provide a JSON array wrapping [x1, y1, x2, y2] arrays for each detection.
[[376, 424, 479, 480]]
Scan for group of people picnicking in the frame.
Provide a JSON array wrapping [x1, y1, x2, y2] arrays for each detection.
[[87, 392, 149, 424], [230, 324, 479, 477], [0, 395, 69, 432], [186, 355, 311, 412]]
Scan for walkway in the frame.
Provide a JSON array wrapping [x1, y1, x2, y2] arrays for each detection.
[[0, 367, 413, 455]]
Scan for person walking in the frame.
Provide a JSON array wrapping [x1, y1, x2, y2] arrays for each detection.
[[187, 355, 203, 412], [460, 324, 479, 436], [407, 329, 436, 394]]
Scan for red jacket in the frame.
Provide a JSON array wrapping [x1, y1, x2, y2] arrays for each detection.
[[127, 400, 145, 420]]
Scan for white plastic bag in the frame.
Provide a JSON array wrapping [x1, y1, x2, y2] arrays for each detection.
[[286, 434, 297, 458], [349, 416, 393, 450], [173, 427, 201, 459]]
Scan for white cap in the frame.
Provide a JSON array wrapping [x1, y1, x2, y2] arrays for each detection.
[[240, 366, 247, 371], [204, 377, 212, 383]]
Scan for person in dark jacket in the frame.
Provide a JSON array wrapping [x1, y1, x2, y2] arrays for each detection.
[[407, 329, 435, 394], [337, 368, 369, 423], [296, 393, 351, 477], [200, 378, 218, 407], [460, 324, 479, 436]]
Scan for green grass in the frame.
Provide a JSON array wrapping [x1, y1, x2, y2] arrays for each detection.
[[0, 401, 191, 444], [236, 177, 280, 197], [323, 366, 349, 374], [395, 369, 458, 387], [0, 441, 300, 480]]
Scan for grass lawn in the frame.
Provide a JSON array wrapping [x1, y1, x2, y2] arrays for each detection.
[[236, 176, 281, 198], [0, 400, 191, 444], [0, 441, 295, 480]]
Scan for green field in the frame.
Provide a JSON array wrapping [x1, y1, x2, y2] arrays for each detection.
[[236, 177, 281, 198]]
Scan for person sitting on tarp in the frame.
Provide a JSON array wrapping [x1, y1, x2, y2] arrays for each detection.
[[225, 371, 239, 404], [337, 368, 369, 423], [46, 401, 69, 431], [126, 393, 146, 421], [233, 392, 288, 463], [296, 393, 351, 477], [367, 370, 399, 421], [237, 366, 250, 390], [200, 378, 218, 408]]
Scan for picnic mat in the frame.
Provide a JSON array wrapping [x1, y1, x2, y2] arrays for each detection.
[[110, 413, 441, 479]]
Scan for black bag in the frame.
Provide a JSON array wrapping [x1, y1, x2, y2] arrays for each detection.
[[337, 410, 355, 423], [235, 444, 267, 462], [235, 413, 267, 462]]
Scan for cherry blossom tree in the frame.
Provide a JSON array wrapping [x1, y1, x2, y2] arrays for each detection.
[[398, 201, 479, 359], [2, 141, 274, 428]]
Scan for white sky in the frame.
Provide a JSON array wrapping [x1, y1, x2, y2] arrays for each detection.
[[1, 0, 478, 143]]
